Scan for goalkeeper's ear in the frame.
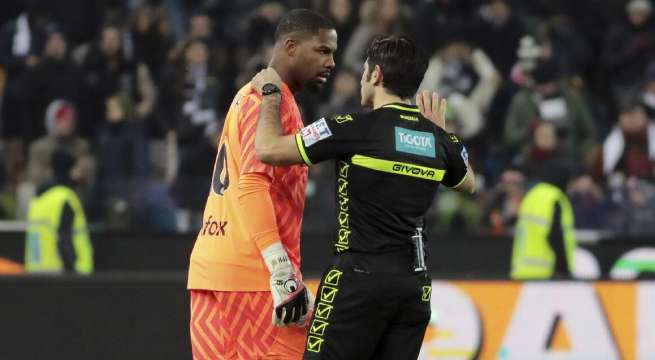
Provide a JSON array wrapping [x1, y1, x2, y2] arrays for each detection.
[[283, 38, 299, 56]]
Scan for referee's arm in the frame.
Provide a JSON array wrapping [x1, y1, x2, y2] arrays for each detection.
[[252, 70, 305, 166], [255, 91, 304, 166], [417, 91, 476, 194], [252, 68, 352, 167], [451, 164, 476, 195]]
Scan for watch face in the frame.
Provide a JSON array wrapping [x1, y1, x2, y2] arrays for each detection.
[[263, 83, 280, 95]]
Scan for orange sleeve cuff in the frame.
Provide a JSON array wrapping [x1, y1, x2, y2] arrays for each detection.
[[237, 173, 280, 251]]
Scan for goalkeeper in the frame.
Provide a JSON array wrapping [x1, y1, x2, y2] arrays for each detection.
[[251, 36, 475, 359], [187, 9, 337, 360]]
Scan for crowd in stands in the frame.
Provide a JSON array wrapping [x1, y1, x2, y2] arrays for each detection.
[[1, 0, 655, 236]]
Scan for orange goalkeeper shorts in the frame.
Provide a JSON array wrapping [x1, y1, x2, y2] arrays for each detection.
[[189, 290, 308, 360]]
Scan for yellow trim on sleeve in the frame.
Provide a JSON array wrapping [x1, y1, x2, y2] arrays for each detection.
[[295, 133, 313, 166], [446, 170, 469, 189]]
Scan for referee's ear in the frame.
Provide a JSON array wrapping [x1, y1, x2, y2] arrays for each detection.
[[371, 64, 383, 86]]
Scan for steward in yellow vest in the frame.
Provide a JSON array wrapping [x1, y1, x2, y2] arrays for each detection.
[[25, 151, 93, 273], [511, 181, 576, 279]]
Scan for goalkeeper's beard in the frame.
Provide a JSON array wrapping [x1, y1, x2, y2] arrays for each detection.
[[304, 79, 324, 93]]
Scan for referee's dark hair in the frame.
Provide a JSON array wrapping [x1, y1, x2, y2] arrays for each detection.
[[274, 9, 334, 40], [366, 36, 428, 99]]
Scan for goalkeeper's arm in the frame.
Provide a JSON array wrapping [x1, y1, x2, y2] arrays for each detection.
[[237, 173, 311, 326]]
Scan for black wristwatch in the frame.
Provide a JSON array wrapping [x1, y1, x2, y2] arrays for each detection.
[[262, 83, 281, 96]]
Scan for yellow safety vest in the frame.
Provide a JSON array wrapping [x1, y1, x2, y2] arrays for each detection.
[[25, 185, 93, 274], [511, 182, 576, 279]]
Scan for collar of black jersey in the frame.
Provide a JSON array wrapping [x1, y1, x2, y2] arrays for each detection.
[[381, 102, 420, 113]]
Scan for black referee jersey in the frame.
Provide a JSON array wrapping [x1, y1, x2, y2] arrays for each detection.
[[295, 102, 469, 255]]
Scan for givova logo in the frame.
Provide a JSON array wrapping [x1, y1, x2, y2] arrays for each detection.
[[395, 127, 435, 158]]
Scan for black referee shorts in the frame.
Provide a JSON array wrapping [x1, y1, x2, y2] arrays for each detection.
[[303, 251, 432, 360]]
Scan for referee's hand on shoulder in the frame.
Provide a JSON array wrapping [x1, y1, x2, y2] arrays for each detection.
[[252, 67, 283, 95]]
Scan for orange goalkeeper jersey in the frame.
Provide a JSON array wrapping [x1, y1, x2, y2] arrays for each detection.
[[187, 82, 308, 291]]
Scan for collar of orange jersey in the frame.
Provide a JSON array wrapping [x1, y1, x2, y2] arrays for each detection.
[[381, 102, 420, 113], [280, 82, 293, 97]]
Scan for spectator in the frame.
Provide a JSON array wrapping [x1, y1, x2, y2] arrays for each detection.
[[413, 0, 476, 57], [93, 93, 147, 228], [485, 170, 525, 235], [160, 39, 221, 224], [602, 0, 655, 102], [419, 35, 500, 140], [640, 61, 655, 119], [493, 121, 579, 235], [78, 24, 155, 138], [510, 34, 548, 87], [534, 15, 592, 82], [244, 2, 285, 53], [0, 3, 49, 140], [229, 3, 285, 92], [618, 177, 655, 235], [595, 99, 655, 182], [172, 10, 234, 110], [342, 0, 411, 74], [128, 4, 174, 85], [503, 59, 596, 166], [520, 121, 580, 185], [469, 0, 526, 78], [189, 11, 213, 41], [160, 39, 220, 170], [168, 11, 215, 61], [4, 0, 655, 236], [127, 5, 174, 139], [568, 174, 617, 230], [27, 100, 95, 194], [575, 98, 655, 231], [24, 25, 81, 141]]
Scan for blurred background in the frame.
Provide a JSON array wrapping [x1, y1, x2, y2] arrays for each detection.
[[0, 0, 654, 359], [4, 0, 655, 238]]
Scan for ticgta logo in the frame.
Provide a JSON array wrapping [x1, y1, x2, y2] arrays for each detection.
[[395, 127, 436, 158]]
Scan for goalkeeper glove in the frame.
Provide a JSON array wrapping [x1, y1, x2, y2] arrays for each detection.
[[261, 242, 312, 327]]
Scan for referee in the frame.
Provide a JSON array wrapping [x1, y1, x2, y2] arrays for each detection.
[[252, 36, 475, 359]]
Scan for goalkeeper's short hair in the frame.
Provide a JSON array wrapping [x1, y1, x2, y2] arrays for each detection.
[[274, 9, 334, 41]]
